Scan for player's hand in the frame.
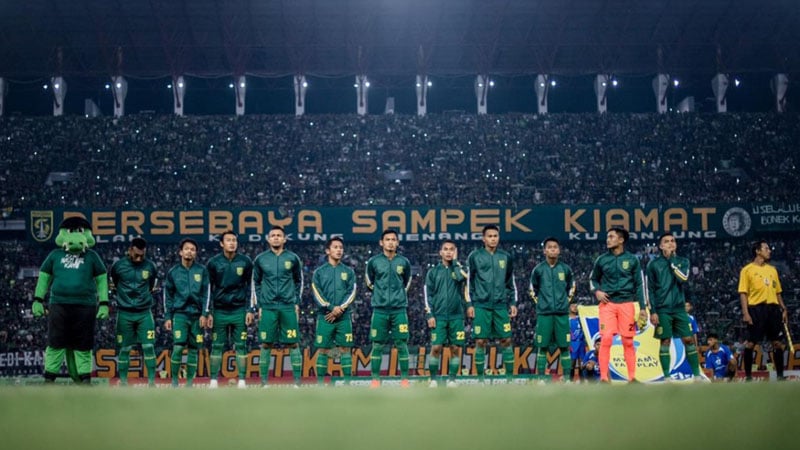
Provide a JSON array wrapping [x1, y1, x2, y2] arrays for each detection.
[[650, 313, 660, 326], [199, 316, 208, 329], [466, 306, 475, 319], [637, 310, 648, 328], [782, 309, 788, 323], [509, 305, 518, 318], [96, 304, 109, 320], [164, 319, 172, 331], [245, 312, 255, 326], [742, 311, 753, 325], [427, 317, 436, 329], [32, 300, 45, 318], [324, 306, 343, 323], [595, 290, 610, 304], [206, 314, 214, 329]]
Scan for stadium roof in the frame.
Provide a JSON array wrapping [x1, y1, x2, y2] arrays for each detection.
[[1, 0, 798, 79]]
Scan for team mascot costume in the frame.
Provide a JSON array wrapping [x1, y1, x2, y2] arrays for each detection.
[[33, 216, 109, 384]]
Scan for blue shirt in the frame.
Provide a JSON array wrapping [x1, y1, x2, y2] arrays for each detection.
[[689, 314, 700, 334], [582, 350, 600, 379], [569, 316, 586, 360], [704, 345, 734, 379]]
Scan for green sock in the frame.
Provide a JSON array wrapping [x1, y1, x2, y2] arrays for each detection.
[[449, 356, 461, 381], [371, 344, 383, 379], [290, 347, 302, 383], [659, 344, 672, 378], [397, 342, 409, 378], [559, 348, 571, 381], [536, 348, 548, 376], [502, 346, 514, 379], [686, 343, 701, 376], [170, 345, 184, 387], [235, 344, 248, 380], [209, 344, 223, 381], [185, 349, 198, 387], [341, 351, 352, 383], [142, 344, 156, 386], [475, 347, 486, 379], [317, 352, 329, 385], [429, 355, 441, 380], [118, 346, 131, 385], [260, 348, 271, 385]]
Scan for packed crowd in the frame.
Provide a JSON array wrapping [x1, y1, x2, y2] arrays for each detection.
[[2, 112, 799, 213]]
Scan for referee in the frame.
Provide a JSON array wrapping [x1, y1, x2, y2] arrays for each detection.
[[738, 240, 790, 381]]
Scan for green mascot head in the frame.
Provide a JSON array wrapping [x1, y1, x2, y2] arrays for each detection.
[[55, 216, 95, 253]]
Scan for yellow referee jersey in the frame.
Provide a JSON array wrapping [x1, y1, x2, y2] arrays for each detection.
[[738, 263, 783, 306]]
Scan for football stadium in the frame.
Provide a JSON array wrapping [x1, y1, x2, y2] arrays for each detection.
[[1, 1, 799, 449]]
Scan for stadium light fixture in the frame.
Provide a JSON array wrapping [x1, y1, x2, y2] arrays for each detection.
[[229, 83, 234, 89], [177, 82, 184, 88], [54, 83, 60, 89], [239, 82, 245, 88], [167, 84, 172, 89], [365, 81, 370, 88], [354, 83, 359, 88], [734, 78, 741, 87], [115, 82, 122, 89], [302, 81, 308, 88], [489, 80, 495, 87], [43, 84, 49, 90], [105, 84, 111, 90], [673, 79, 680, 87], [612, 79, 619, 87], [478, 83, 484, 88], [427, 80, 432, 87], [550, 80, 556, 87]]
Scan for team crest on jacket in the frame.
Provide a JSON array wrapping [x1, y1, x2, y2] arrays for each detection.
[[498, 259, 506, 269], [142, 270, 150, 280], [396, 266, 404, 275], [284, 261, 292, 270], [622, 260, 630, 270], [194, 274, 202, 282], [236, 267, 244, 276], [341, 272, 348, 281], [558, 272, 565, 281]]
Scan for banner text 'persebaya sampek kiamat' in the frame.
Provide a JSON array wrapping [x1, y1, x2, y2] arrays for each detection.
[[27, 203, 800, 244]]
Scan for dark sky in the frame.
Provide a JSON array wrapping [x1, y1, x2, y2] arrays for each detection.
[[2, 72, 794, 116]]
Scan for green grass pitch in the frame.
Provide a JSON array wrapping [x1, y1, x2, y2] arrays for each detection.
[[1, 382, 798, 450]]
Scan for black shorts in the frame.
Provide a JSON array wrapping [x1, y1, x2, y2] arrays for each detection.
[[746, 304, 784, 343], [47, 303, 97, 351]]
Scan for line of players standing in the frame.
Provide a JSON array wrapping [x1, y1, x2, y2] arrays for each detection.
[[105, 225, 791, 387]]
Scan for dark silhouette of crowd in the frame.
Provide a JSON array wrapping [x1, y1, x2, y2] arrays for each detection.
[[1, 112, 798, 373], [2, 112, 799, 212]]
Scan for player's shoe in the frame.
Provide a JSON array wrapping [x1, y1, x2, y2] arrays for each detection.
[[694, 373, 711, 383], [446, 380, 458, 388], [261, 383, 270, 389], [429, 380, 438, 388], [237, 379, 247, 389], [497, 368, 506, 376], [370, 379, 381, 389], [209, 379, 218, 389], [400, 379, 410, 388]]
